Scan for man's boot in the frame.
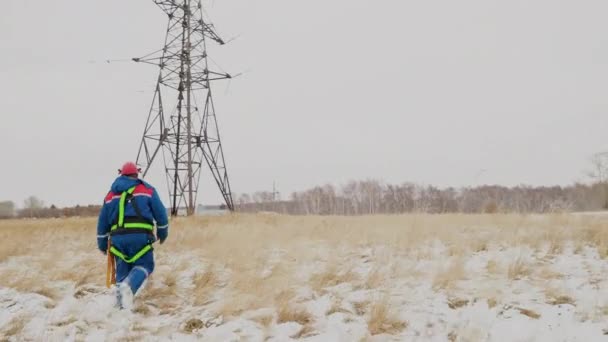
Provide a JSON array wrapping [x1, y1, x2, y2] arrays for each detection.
[[115, 282, 133, 310]]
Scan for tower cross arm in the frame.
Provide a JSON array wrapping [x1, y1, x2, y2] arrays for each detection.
[[200, 22, 225, 45], [152, 0, 180, 16]]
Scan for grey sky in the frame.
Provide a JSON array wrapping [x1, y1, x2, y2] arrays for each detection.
[[1, 0, 607, 208]]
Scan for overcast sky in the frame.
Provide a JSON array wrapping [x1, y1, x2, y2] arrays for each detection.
[[1, 0, 607, 208]]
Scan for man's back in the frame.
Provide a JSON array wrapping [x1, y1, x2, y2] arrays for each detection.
[[96, 166, 170, 310], [98, 176, 168, 231]]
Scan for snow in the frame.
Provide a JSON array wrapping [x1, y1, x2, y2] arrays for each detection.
[[2, 215, 608, 341]]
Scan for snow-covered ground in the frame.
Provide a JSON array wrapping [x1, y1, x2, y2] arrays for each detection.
[[1, 214, 608, 341]]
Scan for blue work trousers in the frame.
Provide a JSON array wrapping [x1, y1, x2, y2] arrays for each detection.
[[112, 233, 155, 295]]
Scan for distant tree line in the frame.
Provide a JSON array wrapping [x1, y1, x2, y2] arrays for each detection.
[[0, 196, 101, 219], [3, 153, 608, 217], [236, 180, 608, 215], [238, 152, 608, 215], [2, 181, 607, 218]]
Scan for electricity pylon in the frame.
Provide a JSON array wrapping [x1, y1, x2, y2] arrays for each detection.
[[134, 0, 234, 216]]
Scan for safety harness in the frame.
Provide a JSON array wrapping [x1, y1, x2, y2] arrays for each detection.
[[109, 186, 154, 263]]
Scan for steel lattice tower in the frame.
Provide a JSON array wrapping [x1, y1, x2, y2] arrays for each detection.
[[134, 0, 234, 216]]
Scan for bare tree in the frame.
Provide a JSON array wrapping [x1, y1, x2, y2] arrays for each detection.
[[587, 152, 608, 209], [23, 196, 44, 218], [588, 152, 608, 182]]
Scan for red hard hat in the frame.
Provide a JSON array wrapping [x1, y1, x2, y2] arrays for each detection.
[[119, 162, 140, 176]]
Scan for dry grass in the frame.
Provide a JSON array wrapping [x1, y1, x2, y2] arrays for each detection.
[[516, 307, 541, 319], [573, 241, 586, 254], [53, 317, 77, 327], [183, 318, 204, 333], [353, 301, 369, 316], [293, 324, 317, 339], [547, 295, 576, 306], [138, 271, 181, 312], [547, 237, 563, 255], [277, 305, 314, 325], [470, 238, 490, 253], [194, 268, 218, 289], [310, 265, 358, 292], [545, 288, 576, 306], [0, 214, 600, 253], [1, 213, 608, 337], [239, 287, 314, 326], [192, 267, 219, 306], [140, 274, 177, 299], [132, 303, 152, 315], [252, 315, 274, 327], [0, 272, 61, 301], [33, 286, 60, 300], [486, 259, 500, 274], [123, 333, 147, 342], [507, 257, 531, 280], [486, 298, 498, 308], [130, 323, 148, 332], [220, 265, 297, 317], [363, 270, 385, 290], [164, 272, 177, 288], [73, 285, 103, 299], [326, 297, 351, 316], [447, 242, 468, 257], [447, 297, 469, 310], [367, 299, 408, 335], [433, 257, 466, 290], [1, 314, 29, 338], [2, 213, 606, 268], [537, 267, 563, 280]]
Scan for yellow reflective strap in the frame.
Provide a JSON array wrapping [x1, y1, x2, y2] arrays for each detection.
[[110, 246, 127, 260], [124, 223, 154, 230], [117, 186, 137, 229], [128, 245, 152, 263], [110, 244, 153, 264], [118, 193, 127, 228]]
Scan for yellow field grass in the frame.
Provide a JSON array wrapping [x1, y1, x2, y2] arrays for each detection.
[[1, 213, 607, 339]]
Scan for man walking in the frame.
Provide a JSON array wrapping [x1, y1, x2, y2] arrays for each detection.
[[97, 162, 169, 309]]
